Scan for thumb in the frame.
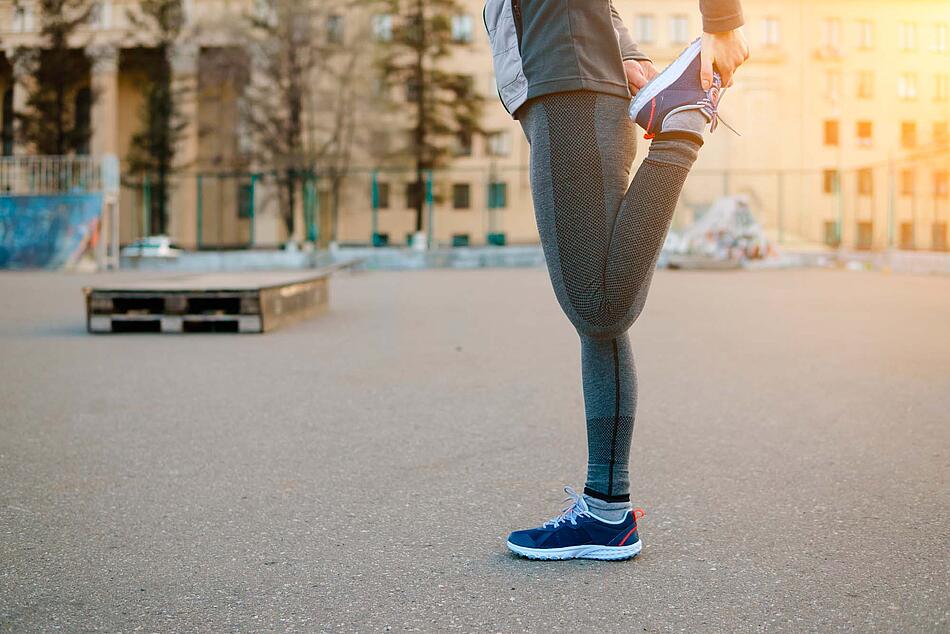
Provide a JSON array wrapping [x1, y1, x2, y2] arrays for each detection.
[[700, 46, 713, 90]]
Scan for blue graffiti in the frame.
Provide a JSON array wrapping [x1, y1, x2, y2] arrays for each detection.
[[0, 194, 103, 269]]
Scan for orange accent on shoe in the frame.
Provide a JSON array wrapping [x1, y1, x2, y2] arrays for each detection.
[[643, 97, 657, 138], [617, 524, 638, 546], [617, 509, 645, 546]]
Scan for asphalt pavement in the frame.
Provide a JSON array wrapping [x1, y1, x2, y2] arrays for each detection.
[[1, 267, 948, 632]]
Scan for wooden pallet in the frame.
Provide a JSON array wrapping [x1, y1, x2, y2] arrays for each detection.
[[83, 271, 330, 334]]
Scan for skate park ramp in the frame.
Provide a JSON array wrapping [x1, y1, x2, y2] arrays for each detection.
[[0, 193, 103, 269]]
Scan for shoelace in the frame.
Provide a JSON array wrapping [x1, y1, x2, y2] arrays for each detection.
[[701, 75, 739, 136], [542, 486, 591, 528]]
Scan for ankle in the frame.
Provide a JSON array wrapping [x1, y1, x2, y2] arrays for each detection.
[[583, 492, 632, 522]]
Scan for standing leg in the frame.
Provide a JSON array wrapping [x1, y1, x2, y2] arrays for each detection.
[[581, 332, 636, 503], [519, 90, 703, 511]]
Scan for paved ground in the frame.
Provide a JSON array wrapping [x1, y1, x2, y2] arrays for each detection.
[[0, 267, 948, 632]]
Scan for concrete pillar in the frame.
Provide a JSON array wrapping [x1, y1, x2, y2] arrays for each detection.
[[169, 42, 199, 248], [87, 45, 119, 157]]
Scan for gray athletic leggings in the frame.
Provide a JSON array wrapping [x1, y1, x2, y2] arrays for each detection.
[[518, 91, 700, 502]]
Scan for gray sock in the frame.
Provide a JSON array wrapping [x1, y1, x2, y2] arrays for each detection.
[[584, 494, 632, 523], [663, 108, 709, 135]]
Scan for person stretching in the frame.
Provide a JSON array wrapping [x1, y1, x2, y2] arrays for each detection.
[[483, 0, 749, 560]]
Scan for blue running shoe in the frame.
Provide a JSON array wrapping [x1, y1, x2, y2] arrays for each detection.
[[629, 37, 732, 140], [506, 487, 645, 561]]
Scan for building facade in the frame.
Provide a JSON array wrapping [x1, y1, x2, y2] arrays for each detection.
[[0, 0, 948, 251]]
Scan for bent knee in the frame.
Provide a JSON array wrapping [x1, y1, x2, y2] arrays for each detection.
[[573, 315, 633, 341]]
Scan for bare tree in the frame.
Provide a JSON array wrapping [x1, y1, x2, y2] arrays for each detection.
[[239, 0, 371, 243]]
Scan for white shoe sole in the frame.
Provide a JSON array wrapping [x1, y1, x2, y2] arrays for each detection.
[[629, 37, 702, 121], [506, 539, 642, 561]]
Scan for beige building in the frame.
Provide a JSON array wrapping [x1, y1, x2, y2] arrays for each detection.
[[0, 0, 948, 251]]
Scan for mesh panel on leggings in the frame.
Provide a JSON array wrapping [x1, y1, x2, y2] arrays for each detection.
[[543, 95, 692, 331], [541, 93, 613, 327], [603, 158, 690, 327], [586, 415, 634, 497]]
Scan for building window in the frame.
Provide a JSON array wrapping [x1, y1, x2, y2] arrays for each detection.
[[406, 78, 419, 102], [899, 22, 917, 51], [373, 14, 393, 42], [856, 120, 873, 147], [898, 73, 918, 100], [823, 221, 839, 246], [900, 170, 915, 195], [327, 15, 344, 44], [824, 119, 839, 146], [74, 87, 91, 154], [238, 182, 253, 218], [374, 182, 390, 209], [826, 70, 841, 101], [822, 169, 839, 194], [822, 18, 841, 49], [487, 131, 511, 157], [857, 70, 874, 98], [935, 121, 949, 145], [670, 15, 689, 45], [856, 221, 873, 250], [452, 183, 471, 209], [487, 181, 507, 208], [762, 17, 780, 47], [936, 24, 948, 53], [455, 129, 473, 157], [857, 19, 874, 49], [451, 14, 473, 44], [933, 223, 948, 251], [2, 87, 13, 156], [636, 15, 655, 44], [899, 222, 915, 250], [453, 74, 474, 99], [13, 3, 35, 32], [857, 168, 873, 195], [936, 171, 949, 198], [936, 74, 949, 101], [901, 121, 917, 148], [406, 182, 421, 209]]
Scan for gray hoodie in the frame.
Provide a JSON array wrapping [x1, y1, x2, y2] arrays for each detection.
[[484, 0, 744, 117]]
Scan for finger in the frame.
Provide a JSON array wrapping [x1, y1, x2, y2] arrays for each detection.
[[644, 62, 659, 80], [625, 65, 648, 90], [700, 47, 714, 90], [718, 63, 734, 88]]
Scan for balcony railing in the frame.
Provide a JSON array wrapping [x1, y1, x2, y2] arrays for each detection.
[[0, 155, 118, 195]]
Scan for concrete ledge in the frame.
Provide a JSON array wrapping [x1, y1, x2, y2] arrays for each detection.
[[120, 246, 547, 272], [339, 246, 546, 270]]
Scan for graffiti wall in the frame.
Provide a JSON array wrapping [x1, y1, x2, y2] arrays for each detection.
[[0, 194, 103, 269]]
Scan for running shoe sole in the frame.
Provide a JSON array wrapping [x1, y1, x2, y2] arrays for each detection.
[[629, 37, 702, 121], [506, 539, 642, 561]]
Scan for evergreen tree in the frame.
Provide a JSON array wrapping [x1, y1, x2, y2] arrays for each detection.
[[15, 0, 94, 155], [124, 0, 187, 235], [373, 0, 483, 233]]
